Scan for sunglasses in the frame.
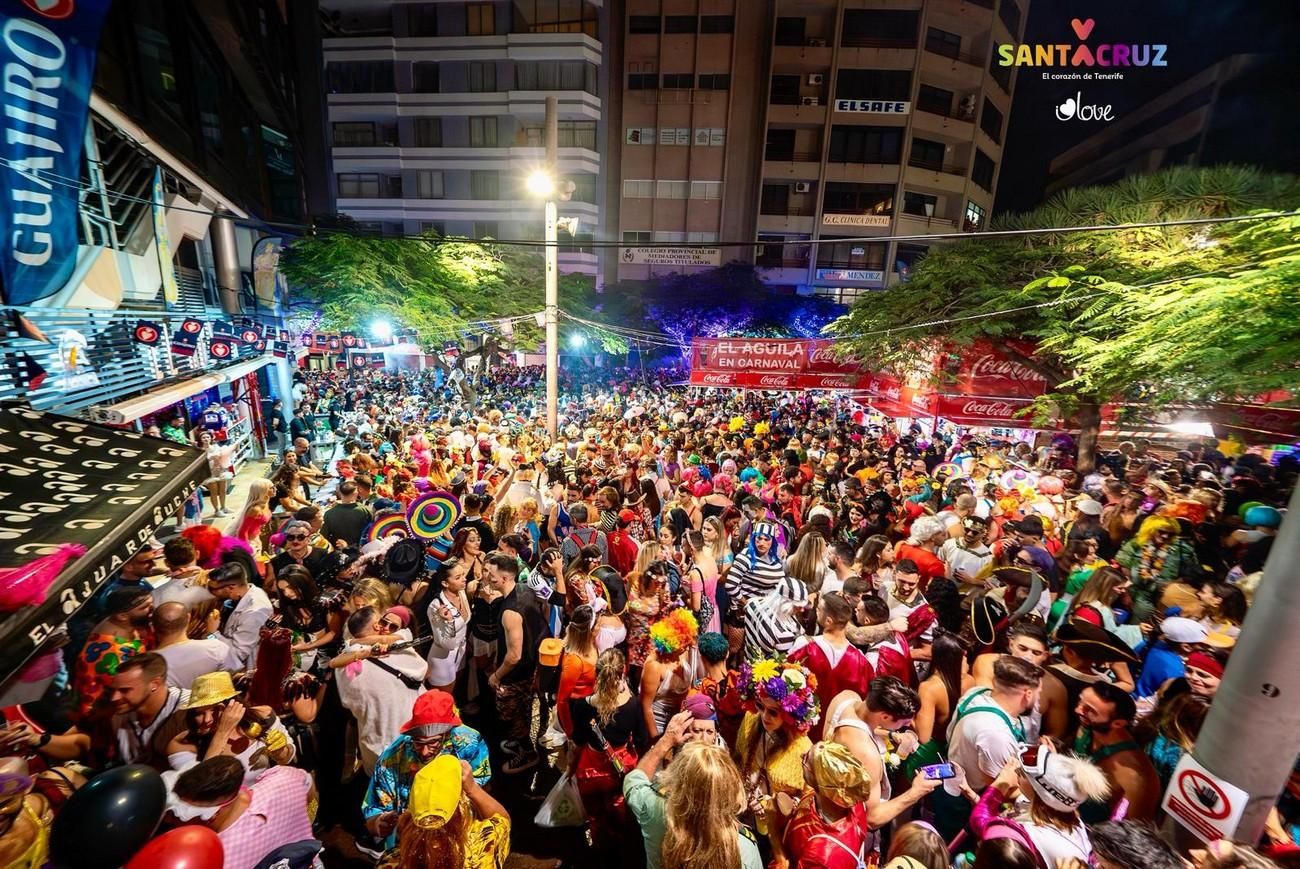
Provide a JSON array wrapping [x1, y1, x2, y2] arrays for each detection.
[[286, 533, 308, 541]]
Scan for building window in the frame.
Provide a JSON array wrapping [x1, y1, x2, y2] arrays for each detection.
[[812, 286, 873, 304], [412, 62, 440, 93], [664, 15, 696, 34], [916, 84, 955, 117], [470, 170, 500, 199], [662, 73, 693, 89], [760, 184, 792, 215], [420, 220, 446, 235], [770, 74, 801, 105], [980, 98, 1004, 144], [517, 61, 597, 94], [468, 62, 497, 92], [469, 116, 499, 147], [972, 149, 995, 191], [520, 0, 598, 36], [700, 15, 734, 33], [836, 68, 912, 101], [569, 175, 597, 203], [895, 242, 929, 272], [466, 3, 495, 35], [337, 173, 382, 197], [816, 239, 887, 269], [965, 200, 986, 230], [627, 72, 657, 90], [332, 122, 376, 146], [765, 129, 796, 161], [841, 10, 918, 49], [656, 180, 689, 199], [989, 49, 1012, 92], [623, 179, 653, 198], [774, 17, 806, 45], [326, 61, 394, 94], [415, 170, 445, 199], [998, 0, 1022, 38], [697, 73, 731, 90], [827, 126, 902, 163], [902, 191, 938, 216], [823, 182, 895, 215], [629, 15, 660, 34], [654, 231, 686, 243], [557, 120, 597, 148], [414, 117, 443, 146], [622, 230, 652, 243], [909, 137, 946, 171], [474, 221, 498, 239], [688, 231, 719, 243], [925, 27, 962, 60], [406, 5, 439, 37], [689, 181, 722, 200]]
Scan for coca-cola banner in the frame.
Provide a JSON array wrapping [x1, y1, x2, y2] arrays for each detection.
[[691, 338, 866, 376], [930, 394, 1044, 427], [1209, 402, 1300, 441], [946, 340, 1049, 399], [689, 338, 868, 390], [688, 370, 867, 391]]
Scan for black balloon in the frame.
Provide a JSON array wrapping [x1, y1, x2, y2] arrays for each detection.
[[50, 764, 166, 868]]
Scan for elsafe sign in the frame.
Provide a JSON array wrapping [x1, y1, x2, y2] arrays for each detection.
[[1161, 754, 1248, 844], [834, 99, 910, 114]]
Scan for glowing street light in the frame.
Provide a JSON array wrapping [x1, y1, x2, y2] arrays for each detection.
[[370, 320, 393, 344], [526, 170, 555, 198], [568, 333, 587, 349]]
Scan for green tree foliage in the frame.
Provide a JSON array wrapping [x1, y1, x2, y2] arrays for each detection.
[[830, 166, 1300, 465], [278, 225, 622, 355]]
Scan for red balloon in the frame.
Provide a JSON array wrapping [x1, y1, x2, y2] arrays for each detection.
[[125, 825, 224, 869]]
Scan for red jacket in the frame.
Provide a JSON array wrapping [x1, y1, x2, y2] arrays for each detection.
[[606, 529, 639, 576]]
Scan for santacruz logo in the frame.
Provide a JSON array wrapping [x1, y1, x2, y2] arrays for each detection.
[[997, 17, 1166, 80]]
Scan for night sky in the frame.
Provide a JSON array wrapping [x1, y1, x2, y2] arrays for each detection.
[[995, 0, 1299, 213]]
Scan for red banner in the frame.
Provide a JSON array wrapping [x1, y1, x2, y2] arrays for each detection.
[[688, 370, 867, 390], [945, 339, 1049, 399], [689, 338, 868, 390], [928, 394, 1043, 427], [1208, 402, 1300, 440]]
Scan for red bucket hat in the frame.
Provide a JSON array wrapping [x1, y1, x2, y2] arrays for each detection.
[[401, 690, 461, 735]]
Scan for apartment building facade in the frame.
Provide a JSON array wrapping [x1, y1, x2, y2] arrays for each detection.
[[757, 0, 1025, 302], [322, 0, 610, 277]]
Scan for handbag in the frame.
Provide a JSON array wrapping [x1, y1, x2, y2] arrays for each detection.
[[534, 772, 586, 828]]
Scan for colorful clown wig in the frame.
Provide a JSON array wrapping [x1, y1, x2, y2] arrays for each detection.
[[737, 656, 820, 733], [650, 607, 699, 660], [1135, 515, 1180, 546]]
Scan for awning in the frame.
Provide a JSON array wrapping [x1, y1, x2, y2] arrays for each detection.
[[87, 355, 273, 425], [0, 403, 208, 685]]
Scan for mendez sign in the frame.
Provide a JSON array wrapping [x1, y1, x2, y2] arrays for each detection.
[[816, 268, 884, 284], [834, 99, 910, 114], [0, 0, 113, 305]]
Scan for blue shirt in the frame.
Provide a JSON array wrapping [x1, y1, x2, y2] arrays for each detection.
[[1134, 641, 1185, 698]]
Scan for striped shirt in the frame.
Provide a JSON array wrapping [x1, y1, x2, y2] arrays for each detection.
[[725, 552, 787, 609], [217, 766, 317, 869], [745, 591, 802, 657]]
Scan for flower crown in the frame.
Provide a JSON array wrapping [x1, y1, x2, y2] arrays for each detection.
[[738, 656, 821, 733]]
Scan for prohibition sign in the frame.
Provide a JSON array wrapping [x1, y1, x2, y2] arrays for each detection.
[[1177, 769, 1230, 820]]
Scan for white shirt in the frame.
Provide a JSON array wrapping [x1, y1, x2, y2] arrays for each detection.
[[151, 569, 213, 610], [221, 586, 274, 668], [157, 637, 242, 690], [880, 580, 926, 622], [939, 539, 992, 583], [821, 568, 845, 595], [336, 647, 427, 774], [946, 687, 1027, 789]]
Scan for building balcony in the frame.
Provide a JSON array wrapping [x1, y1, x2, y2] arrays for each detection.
[[836, 46, 916, 72], [920, 46, 989, 89], [823, 162, 900, 184], [771, 43, 833, 70], [910, 105, 977, 141], [558, 251, 599, 275], [757, 211, 815, 234], [337, 197, 600, 222], [762, 155, 822, 181], [904, 159, 968, 194], [332, 146, 601, 175], [767, 102, 827, 127], [323, 32, 602, 65], [328, 90, 601, 121], [896, 212, 960, 237]]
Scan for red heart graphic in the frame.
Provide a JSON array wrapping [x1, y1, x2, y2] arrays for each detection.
[[1071, 18, 1095, 40]]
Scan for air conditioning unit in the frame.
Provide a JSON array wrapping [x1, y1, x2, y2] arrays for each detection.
[[794, 182, 811, 193], [800, 96, 820, 106], [807, 73, 824, 85]]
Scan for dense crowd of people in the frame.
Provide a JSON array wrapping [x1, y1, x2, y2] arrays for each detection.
[[1, 362, 1295, 869]]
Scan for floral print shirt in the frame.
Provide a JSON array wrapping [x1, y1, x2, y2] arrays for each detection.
[[362, 728, 492, 849]]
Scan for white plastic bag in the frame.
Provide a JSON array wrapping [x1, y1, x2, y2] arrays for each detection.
[[540, 708, 568, 751], [533, 772, 586, 828]]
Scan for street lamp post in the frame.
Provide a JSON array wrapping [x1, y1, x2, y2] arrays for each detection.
[[527, 96, 561, 439]]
